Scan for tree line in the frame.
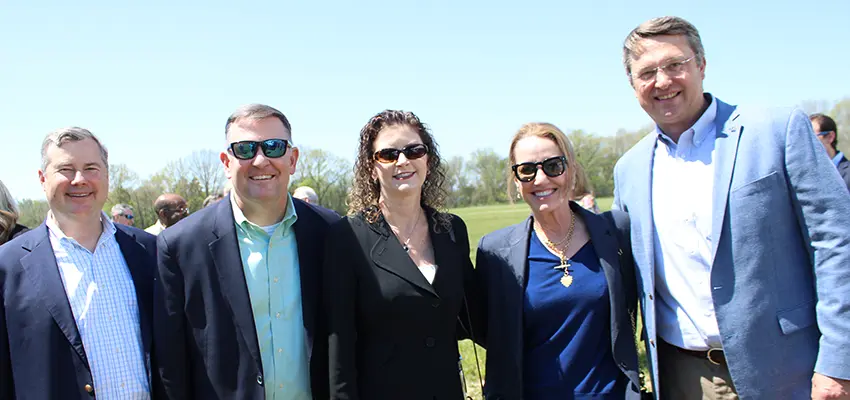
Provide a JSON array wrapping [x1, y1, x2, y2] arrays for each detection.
[[16, 97, 850, 228]]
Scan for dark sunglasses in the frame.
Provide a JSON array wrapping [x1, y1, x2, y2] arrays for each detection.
[[373, 143, 429, 164], [121, 214, 134, 220], [229, 139, 290, 160], [512, 156, 568, 183]]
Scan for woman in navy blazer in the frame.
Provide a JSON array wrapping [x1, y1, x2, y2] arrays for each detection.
[[475, 122, 642, 400], [323, 110, 477, 400]]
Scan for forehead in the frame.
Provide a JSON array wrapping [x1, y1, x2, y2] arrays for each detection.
[[227, 117, 290, 142], [513, 136, 562, 161], [810, 120, 823, 131], [630, 34, 694, 68], [45, 138, 105, 167], [373, 124, 421, 149]]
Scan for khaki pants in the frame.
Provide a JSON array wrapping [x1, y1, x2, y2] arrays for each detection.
[[658, 340, 738, 400]]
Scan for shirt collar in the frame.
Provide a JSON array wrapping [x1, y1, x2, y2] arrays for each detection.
[[833, 151, 844, 168], [46, 210, 116, 244], [230, 193, 298, 235], [656, 93, 717, 148]]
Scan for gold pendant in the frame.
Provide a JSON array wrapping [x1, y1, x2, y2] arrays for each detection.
[[560, 273, 573, 287]]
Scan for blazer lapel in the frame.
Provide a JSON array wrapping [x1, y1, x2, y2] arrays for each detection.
[[710, 100, 743, 263], [581, 205, 625, 346], [20, 226, 90, 370], [429, 221, 462, 298], [114, 228, 154, 360], [505, 217, 532, 288], [208, 201, 263, 372], [632, 137, 658, 285], [292, 201, 320, 356], [369, 217, 438, 297]]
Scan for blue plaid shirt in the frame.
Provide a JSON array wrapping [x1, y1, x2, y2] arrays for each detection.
[[47, 211, 150, 399]]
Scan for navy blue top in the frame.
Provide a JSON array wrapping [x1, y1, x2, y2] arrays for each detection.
[[523, 232, 627, 400]]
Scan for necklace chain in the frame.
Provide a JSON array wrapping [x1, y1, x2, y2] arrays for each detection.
[[386, 208, 422, 251], [537, 209, 576, 264]]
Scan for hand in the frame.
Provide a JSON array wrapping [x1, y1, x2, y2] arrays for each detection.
[[812, 373, 850, 400]]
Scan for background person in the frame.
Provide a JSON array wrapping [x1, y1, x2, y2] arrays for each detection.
[[810, 113, 850, 190], [144, 193, 189, 235], [111, 203, 135, 226], [293, 186, 318, 205], [0, 180, 28, 244]]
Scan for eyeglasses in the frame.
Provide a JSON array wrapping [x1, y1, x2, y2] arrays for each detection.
[[170, 207, 189, 215], [373, 143, 429, 164], [229, 139, 290, 160], [632, 56, 695, 84], [512, 156, 568, 183]]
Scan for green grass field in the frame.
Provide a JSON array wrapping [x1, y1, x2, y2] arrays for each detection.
[[449, 198, 647, 398]]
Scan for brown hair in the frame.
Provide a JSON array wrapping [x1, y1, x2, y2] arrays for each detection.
[[41, 127, 109, 171], [507, 122, 587, 202], [810, 113, 839, 149], [348, 110, 450, 231], [0, 209, 17, 245], [623, 16, 705, 86]]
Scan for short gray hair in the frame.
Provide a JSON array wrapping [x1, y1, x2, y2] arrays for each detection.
[[111, 203, 133, 216], [41, 127, 109, 171], [0, 180, 18, 215], [623, 16, 705, 84], [293, 186, 318, 204], [224, 104, 292, 138]]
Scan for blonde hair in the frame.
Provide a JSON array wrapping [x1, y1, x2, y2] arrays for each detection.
[[507, 122, 587, 202]]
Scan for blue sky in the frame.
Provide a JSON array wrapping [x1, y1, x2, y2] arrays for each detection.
[[2, 0, 848, 201]]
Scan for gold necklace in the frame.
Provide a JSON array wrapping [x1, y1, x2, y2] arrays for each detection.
[[536, 210, 576, 287]]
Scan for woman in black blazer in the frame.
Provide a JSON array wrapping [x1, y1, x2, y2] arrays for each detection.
[[324, 110, 477, 400], [475, 123, 642, 400]]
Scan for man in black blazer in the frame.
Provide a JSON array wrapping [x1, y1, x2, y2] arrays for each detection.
[[811, 113, 850, 191], [154, 104, 339, 399], [0, 127, 156, 399]]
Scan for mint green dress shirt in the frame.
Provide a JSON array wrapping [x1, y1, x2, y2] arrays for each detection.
[[232, 195, 311, 400]]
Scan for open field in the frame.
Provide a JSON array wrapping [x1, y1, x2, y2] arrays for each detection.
[[449, 198, 647, 398]]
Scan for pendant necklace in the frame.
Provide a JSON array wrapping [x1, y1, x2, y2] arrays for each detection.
[[537, 210, 576, 287], [391, 209, 422, 252]]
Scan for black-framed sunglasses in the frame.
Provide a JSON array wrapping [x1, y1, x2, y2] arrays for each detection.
[[373, 143, 429, 164], [512, 156, 568, 183], [229, 139, 290, 160]]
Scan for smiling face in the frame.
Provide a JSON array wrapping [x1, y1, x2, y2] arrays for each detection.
[[372, 124, 429, 202], [220, 117, 299, 210], [629, 34, 707, 136], [38, 138, 109, 222], [512, 135, 573, 215]]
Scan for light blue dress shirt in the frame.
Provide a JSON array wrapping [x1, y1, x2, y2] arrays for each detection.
[[832, 151, 845, 168], [231, 195, 311, 400], [47, 211, 150, 399], [651, 95, 724, 351]]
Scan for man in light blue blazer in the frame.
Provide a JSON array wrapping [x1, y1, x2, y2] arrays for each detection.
[[613, 16, 850, 400]]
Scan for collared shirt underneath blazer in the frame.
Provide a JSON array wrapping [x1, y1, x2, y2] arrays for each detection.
[[324, 209, 478, 400], [474, 202, 641, 400], [0, 222, 156, 399], [153, 195, 339, 400]]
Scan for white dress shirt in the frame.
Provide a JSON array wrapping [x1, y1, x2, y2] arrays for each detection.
[[651, 95, 723, 351], [47, 211, 150, 399]]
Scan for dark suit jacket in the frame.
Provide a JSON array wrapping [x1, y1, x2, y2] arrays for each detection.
[[0, 223, 156, 399], [837, 155, 850, 191], [154, 195, 339, 400], [324, 210, 477, 400], [474, 202, 641, 400]]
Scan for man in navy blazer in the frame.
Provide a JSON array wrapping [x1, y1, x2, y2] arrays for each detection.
[[154, 104, 339, 399], [0, 127, 156, 399], [614, 17, 850, 400]]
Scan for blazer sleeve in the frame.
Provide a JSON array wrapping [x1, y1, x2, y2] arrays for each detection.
[[324, 220, 360, 400], [783, 108, 850, 379], [451, 216, 482, 344], [603, 210, 638, 318], [0, 284, 14, 398], [153, 233, 191, 399]]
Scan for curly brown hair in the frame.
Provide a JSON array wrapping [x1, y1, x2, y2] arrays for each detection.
[[348, 110, 451, 232]]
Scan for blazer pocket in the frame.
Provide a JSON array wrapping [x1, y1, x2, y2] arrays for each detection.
[[776, 301, 816, 335], [731, 171, 781, 195]]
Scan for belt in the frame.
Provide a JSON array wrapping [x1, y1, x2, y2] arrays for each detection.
[[674, 346, 726, 365]]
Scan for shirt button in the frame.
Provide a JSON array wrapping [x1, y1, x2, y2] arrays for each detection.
[[648, 294, 654, 300], [425, 337, 436, 347], [273, 277, 280, 283], [276, 312, 281, 319], [279, 384, 284, 389], [257, 375, 264, 385], [649, 339, 656, 347], [278, 348, 283, 353]]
